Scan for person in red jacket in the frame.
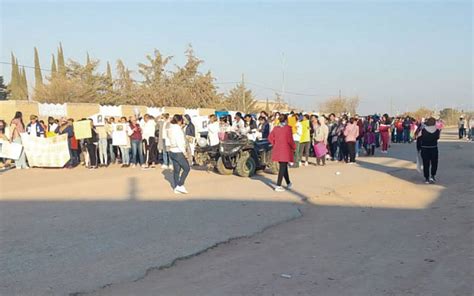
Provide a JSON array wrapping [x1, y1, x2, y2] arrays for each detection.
[[268, 114, 296, 192]]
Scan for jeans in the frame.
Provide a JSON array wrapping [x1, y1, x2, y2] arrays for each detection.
[[459, 127, 465, 139], [403, 128, 410, 143], [98, 138, 108, 165], [120, 147, 130, 165], [277, 162, 290, 186], [299, 142, 310, 163], [170, 152, 190, 187], [162, 150, 170, 166], [13, 137, 28, 168], [108, 139, 115, 163], [421, 147, 438, 180], [293, 142, 300, 167], [131, 139, 144, 165]]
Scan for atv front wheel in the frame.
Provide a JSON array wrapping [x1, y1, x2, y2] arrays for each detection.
[[216, 157, 233, 175], [267, 161, 279, 175], [235, 152, 256, 177]]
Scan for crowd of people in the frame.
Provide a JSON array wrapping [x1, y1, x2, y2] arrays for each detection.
[[1, 109, 470, 193]]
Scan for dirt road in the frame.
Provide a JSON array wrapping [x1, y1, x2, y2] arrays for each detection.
[[1, 129, 472, 295]]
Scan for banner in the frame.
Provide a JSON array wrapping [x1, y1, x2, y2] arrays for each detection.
[[73, 120, 92, 139], [0, 140, 23, 160], [112, 123, 128, 146], [20, 133, 70, 167]]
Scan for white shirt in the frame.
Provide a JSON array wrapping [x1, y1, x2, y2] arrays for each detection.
[[233, 119, 245, 135], [142, 120, 156, 141], [29, 123, 38, 137], [168, 124, 187, 153], [207, 121, 220, 146]]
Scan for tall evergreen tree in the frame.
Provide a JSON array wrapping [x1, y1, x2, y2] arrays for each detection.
[[57, 42, 66, 76], [51, 54, 57, 77], [225, 82, 257, 113], [106, 61, 112, 81], [34, 47, 43, 88], [21, 67, 28, 99], [8, 54, 22, 100]]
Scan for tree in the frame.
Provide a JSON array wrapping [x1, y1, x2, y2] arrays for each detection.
[[34, 47, 43, 89], [224, 82, 257, 113], [319, 96, 360, 115], [404, 107, 434, 120], [0, 76, 8, 100], [8, 53, 22, 100], [114, 59, 136, 105], [57, 42, 66, 77], [20, 67, 28, 99], [137, 49, 172, 106], [51, 54, 57, 77], [439, 108, 462, 125]]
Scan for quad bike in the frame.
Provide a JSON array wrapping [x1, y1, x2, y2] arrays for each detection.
[[217, 132, 279, 177], [194, 132, 279, 177]]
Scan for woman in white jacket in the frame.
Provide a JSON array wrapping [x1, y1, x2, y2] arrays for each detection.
[[167, 115, 191, 194]]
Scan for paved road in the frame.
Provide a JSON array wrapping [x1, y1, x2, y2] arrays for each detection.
[[1, 129, 472, 296]]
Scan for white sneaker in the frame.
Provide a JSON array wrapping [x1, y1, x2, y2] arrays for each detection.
[[176, 185, 188, 194], [131, 164, 136, 168], [304, 162, 309, 167], [275, 186, 285, 192], [287, 183, 293, 189], [174, 188, 182, 194]]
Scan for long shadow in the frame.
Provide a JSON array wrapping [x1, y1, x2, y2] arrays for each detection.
[[0, 130, 472, 296]]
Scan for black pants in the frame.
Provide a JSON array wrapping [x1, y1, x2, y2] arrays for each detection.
[[421, 147, 438, 180], [170, 152, 190, 187], [86, 143, 98, 167], [329, 141, 337, 160], [277, 162, 290, 186], [145, 137, 158, 165], [338, 140, 348, 162], [347, 141, 356, 162]]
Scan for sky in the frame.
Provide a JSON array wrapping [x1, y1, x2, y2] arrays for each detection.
[[0, 0, 472, 114]]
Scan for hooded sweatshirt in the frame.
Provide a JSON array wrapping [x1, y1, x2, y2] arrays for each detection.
[[420, 126, 440, 148]]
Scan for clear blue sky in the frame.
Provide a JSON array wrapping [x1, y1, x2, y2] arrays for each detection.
[[1, 0, 472, 114]]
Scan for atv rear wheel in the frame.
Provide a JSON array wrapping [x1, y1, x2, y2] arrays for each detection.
[[267, 161, 279, 175], [216, 157, 233, 175], [235, 152, 256, 177]]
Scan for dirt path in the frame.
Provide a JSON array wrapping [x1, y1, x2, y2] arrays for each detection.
[[92, 130, 473, 296]]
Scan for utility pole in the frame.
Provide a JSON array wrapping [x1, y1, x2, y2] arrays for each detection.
[[281, 52, 286, 108], [241, 73, 245, 113], [339, 89, 341, 99]]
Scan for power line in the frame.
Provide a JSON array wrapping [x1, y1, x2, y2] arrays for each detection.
[[0, 60, 336, 98]]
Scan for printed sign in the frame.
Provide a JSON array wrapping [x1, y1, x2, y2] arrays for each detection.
[[73, 120, 92, 139], [112, 123, 128, 146], [20, 133, 70, 167], [0, 140, 23, 160]]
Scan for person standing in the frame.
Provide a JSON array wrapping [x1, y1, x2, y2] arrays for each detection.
[[268, 114, 296, 192], [168, 114, 190, 194], [379, 114, 391, 153], [57, 118, 75, 168], [84, 119, 99, 169], [207, 114, 220, 147], [142, 114, 157, 168], [158, 113, 172, 169], [419, 117, 440, 184], [26, 115, 45, 137], [10, 112, 28, 169], [458, 117, 466, 139], [313, 117, 329, 165], [298, 114, 311, 166], [118, 117, 132, 167], [343, 117, 360, 163], [292, 114, 302, 168], [129, 116, 145, 168], [96, 123, 108, 166], [184, 114, 196, 165], [327, 113, 338, 161], [105, 117, 116, 164], [257, 116, 270, 139]]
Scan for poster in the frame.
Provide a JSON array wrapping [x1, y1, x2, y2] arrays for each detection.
[[112, 123, 128, 146], [89, 113, 105, 126], [0, 140, 23, 160], [20, 133, 70, 167], [73, 120, 92, 139]]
